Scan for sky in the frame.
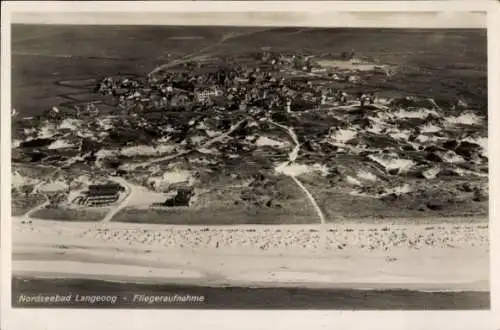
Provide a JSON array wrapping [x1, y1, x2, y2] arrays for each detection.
[[11, 11, 487, 28]]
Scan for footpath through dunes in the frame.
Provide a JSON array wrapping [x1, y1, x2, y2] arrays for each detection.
[[268, 119, 326, 224], [12, 219, 489, 295], [135, 118, 248, 168]]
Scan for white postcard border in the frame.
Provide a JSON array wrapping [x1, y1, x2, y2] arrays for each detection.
[[1, 2, 498, 330]]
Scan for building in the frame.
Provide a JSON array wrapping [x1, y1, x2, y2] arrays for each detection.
[[88, 183, 124, 194], [84, 190, 119, 207], [163, 188, 194, 207], [195, 86, 223, 103], [81, 183, 124, 207], [170, 94, 190, 107]]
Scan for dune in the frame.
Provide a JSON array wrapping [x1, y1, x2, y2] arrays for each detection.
[[120, 144, 176, 157], [389, 130, 412, 141], [346, 176, 363, 186], [59, 118, 82, 131], [96, 118, 114, 130], [38, 181, 68, 193], [357, 170, 378, 182], [392, 109, 440, 119], [422, 166, 441, 179], [12, 172, 32, 188], [368, 154, 415, 173], [437, 150, 466, 164], [37, 124, 57, 139], [275, 163, 311, 176], [445, 113, 483, 126], [23, 127, 38, 136], [380, 184, 413, 197], [95, 149, 116, 159], [274, 162, 327, 177], [255, 136, 286, 148], [420, 123, 442, 133], [47, 139, 74, 150], [12, 139, 22, 148], [329, 129, 357, 144]]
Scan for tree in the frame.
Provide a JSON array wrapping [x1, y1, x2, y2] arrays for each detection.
[[340, 51, 355, 61], [20, 185, 34, 198]]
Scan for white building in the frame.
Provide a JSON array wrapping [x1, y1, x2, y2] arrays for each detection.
[[195, 87, 222, 103]]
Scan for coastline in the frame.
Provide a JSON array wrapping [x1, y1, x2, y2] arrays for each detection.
[[12, 217, 489, 292]]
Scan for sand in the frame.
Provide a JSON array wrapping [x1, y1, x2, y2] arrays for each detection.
[[329, 129, 358, 144], [316, 60, 389, 73], [47, 139, 74, 150], [255, 136, 287, 148], [38, 181, 68, 193], [12, 218, 489, 291], [367, 154, 415, 173], [445, 112, 483, 126], [357, 170, 378, 182]]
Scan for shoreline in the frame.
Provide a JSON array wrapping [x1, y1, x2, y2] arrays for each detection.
[[12, 217, 490, 292]]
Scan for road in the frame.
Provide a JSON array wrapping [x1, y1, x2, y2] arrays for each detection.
[[138, 118, 247, 167], [267, 119, 327, 227], [101, 118, 248, 222], [18, 166, 62, 221], [100, 177, 135, 223], [127, 115, 328, 227], [22, 195, 50, 221], [149, 28, 272, 76]]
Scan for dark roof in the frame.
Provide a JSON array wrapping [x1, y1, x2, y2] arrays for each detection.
[[86, 191, 119, 197], [88, 184, 122, 191]]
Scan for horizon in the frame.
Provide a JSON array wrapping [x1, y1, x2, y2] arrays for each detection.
[[11, 11, 487, 29], [11, 23, 486, 30]]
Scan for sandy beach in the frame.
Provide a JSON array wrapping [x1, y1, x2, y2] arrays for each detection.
[[12, 217, 489, 291]]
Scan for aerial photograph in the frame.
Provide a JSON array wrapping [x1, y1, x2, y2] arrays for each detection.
[[10, 11, 488, 309]]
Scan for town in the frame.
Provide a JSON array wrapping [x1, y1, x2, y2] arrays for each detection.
[[91, 50, 381, 116]]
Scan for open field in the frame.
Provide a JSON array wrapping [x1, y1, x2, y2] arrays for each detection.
[[12, 25, 261, 116]]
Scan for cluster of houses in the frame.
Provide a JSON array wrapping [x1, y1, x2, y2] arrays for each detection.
[[90, 51, 365, 117]]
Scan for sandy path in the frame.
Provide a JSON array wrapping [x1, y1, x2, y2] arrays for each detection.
[[268, 119, 327, 227], [23, 195, 50, 220], [290, 176, 326, 226], [19, 167, 61, 220], [138, 118, 247, 168], [149, 28, 272, 76], [97, 118, 247, 222], [101, 177, 134, 223]]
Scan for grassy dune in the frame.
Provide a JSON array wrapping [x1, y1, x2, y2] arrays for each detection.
[[30, 207, 107, 222]]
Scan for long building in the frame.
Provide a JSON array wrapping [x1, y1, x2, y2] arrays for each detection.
[[82, 183, 124, 207]]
